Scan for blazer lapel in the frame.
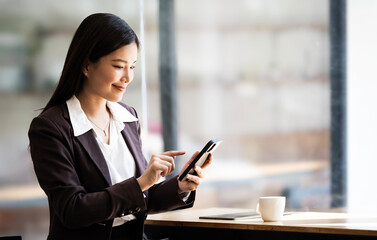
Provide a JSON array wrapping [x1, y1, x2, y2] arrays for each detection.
[[61, 102, 112, 187], [121, 122, 146, 178], [77, 132, 112, 186], [62, 101, 144, 184]]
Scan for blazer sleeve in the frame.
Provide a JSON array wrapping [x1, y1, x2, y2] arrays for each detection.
[[146, 176, 195, 214], [29, 115, 147, 229]]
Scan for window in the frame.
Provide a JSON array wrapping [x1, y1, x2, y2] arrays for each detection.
[[171, 0, 332, 210]]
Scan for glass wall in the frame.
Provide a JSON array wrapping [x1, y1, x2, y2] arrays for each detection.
[[0, 0, 333, 239], [173, 0, 330, 210]]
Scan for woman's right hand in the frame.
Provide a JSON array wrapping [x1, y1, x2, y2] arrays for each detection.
[[137, 151, 186, 192]]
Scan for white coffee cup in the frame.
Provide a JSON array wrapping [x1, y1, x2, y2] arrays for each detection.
[[256, 196, 286, 222]]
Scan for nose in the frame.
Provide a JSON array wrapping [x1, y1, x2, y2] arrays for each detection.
[[121, 69, 132, 83], [121, 76, 129, 83]]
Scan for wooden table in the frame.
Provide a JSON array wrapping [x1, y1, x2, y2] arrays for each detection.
[[145, 208, 377, 240]]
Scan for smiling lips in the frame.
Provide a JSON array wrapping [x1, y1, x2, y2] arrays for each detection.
[[113, 84, 126, 92]]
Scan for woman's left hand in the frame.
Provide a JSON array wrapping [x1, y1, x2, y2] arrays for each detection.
[[177, 151, 213, 194]]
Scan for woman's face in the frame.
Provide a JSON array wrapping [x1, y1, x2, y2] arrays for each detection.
[[83, 42, 138, 102]]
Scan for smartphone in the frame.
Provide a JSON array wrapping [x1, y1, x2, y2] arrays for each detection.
[[178, 138, 222, 182]]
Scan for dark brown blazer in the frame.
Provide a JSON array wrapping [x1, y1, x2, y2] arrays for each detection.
[[28, 102, 195, 240]]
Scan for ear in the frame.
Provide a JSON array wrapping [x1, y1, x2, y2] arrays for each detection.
[[82, 60, 90, 77]]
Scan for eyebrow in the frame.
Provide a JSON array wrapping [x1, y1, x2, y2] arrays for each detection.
[[111, 59, 137, 64]]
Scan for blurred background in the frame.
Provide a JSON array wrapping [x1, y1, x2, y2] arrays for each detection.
[[2, 0, 376, 239]]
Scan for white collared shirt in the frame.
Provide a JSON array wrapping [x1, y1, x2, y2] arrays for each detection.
[[66, 96, 139, 226]]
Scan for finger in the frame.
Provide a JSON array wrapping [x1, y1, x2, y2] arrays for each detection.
[[159, 164, 169, 177], [150, 156, 174, 176], [157, 155, 175, 173], [157, 158, 175, 175], [201, 153, 213, 169], [186, 174, 201, 186], [194, 166, 204, 179], [157, 154, 175, 162], [162, 151, 186, 157]]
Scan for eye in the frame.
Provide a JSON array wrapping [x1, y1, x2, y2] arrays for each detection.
[[130, 66, 136, 70], [113, 65, 124, 69]]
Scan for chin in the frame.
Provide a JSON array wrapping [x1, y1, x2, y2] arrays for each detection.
[[108, 94, 124, 103]]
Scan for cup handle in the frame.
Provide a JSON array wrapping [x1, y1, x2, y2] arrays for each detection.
[[256, 203, 260, 214]]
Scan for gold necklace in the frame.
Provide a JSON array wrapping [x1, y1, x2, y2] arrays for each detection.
[[88, 116, 110, 137]]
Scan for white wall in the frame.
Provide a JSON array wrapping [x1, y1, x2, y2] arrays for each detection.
[[347, 0, 377, 214]]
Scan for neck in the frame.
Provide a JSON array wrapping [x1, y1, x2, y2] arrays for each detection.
[[76, 92, 108, 118]]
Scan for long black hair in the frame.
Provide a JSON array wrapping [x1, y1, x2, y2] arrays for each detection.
[[43, 13, 139, 112]]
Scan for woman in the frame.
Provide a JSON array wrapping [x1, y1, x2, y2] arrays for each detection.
[[28, 13, 212, 240]]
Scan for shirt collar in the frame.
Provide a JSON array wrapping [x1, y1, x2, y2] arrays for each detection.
[[66, 96, 138, 137], [106, 100, 138, 123]]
